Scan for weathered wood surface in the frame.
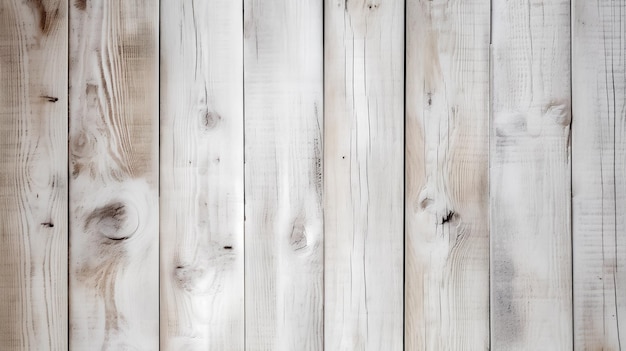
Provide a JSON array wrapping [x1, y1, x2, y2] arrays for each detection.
[[0, 0, 68, 349], [2, 2, 624, 350], [572, 0, 626, 349], [243, 0, 324, 349], [68, 0, 159, 349], [324, 0, 404, 349], [160, 0, 244, 349], [404, 0, 490, 349], [490, 0, 572, 349]]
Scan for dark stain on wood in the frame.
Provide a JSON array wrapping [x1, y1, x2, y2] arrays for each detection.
[[311, 137, 323, 197], [440, 210, 455, 224], [290, 216, 308, 251], [419, 196, 433, 210], [85, 83, 98, 95], [71, 161, 82, 178], [41, 222, 54, 228], [493, 255, 523, 342], [85, 202, 131, 241], [201, 110, 221, 131], [74, 0, 87, 11], [41, 95, 58, 102], [107, 236, 129, 241], [27, 0, 60, 35], [223, 246, 233, 250]]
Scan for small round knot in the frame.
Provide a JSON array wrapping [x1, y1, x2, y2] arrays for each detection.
[[200, 109, 221, 131], [85, 201, 139, 241]]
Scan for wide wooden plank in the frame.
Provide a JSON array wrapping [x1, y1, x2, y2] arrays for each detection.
[[160, 0, 244, 349], [324, 0, 404, 349], [404, 0, 490, 349], [68, 0, 159, 349], [0, 0, 68, 349], [572, 0, 626, 349], [490, 0, 572, 349], [243, 0, 324, 349]]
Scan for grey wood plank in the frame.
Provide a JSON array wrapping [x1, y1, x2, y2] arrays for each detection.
[[324, 0, 405, 349], [0, 0, 68, 349], [573, 0, 626, 349], [160, 0, 244, 349], [69, 0, 159, 348], [404, 0, 490, 349], [243, 0, 324, 349], [491, 0, 573, 349]]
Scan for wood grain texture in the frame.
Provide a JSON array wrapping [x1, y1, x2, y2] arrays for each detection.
[[572, 0, 626, 349], [490, 0, 572, 349], [0, 0, 68, 349], [68, 0, 159, 349], [243, 0, 324, 349], [324, 0, 404, 349], [160, 0, 244, 349], [404, 0, 490, 349]]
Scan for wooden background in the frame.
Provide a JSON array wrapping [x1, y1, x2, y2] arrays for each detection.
[[0, 0, 623, 350]]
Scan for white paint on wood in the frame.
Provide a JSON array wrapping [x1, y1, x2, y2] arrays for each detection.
[[404, 0, 490, 349], [0, 0, 68, 349], [324, 0, 404, 349], [160, 0, 244, 349], [69, 0, 159, 349], [490, 0, 572, 349], [243, 0, 324, 349], [572, 0, 626, 349]]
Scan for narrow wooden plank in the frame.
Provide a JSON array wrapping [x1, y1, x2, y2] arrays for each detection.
[[160, 0, 244, 349], [68, 0, 159, 349], [404, 0, 490, 349], [323, 0, 404, 349], [490, 0, 572, 349], [0, 0, 68, 349], [572, 0, 626, 349], [243, 0, 324, 349]]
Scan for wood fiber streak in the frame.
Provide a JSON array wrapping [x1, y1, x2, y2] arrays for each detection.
[[0, 0, 68, 349], [573, 0, 626, 349], [160, 0, 244, 349], [324, 0, 404, 349], [490, 0, 572, 349], [405, 0, 490, 349], [69, 0, 159, 349], [244, 0, 324, 349]]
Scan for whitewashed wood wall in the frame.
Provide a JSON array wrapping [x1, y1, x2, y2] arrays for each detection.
[[0, 0, 623, 350]]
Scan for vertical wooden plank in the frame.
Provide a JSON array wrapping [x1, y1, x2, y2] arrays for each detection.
[[490, 0, 572, 349], [0, 0, 68, 349], [243, 0, 324, 349], [324, 0, 404, 349], [68, 0, 159, 349], [572, 0, 626, 349], [160, 0, 244, 349], [404, 0, 490, 349]]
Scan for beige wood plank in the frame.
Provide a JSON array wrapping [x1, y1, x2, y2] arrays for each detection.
[[490, 0, 572, 349], [404, 0, 490, 349], [160, 0, 244, 349], [68, 0, 159, 349], [324, 0, 404, 349], [243, 0, 324, 349], [0, 0, 68, 349], [572, 0, 626, 349]]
